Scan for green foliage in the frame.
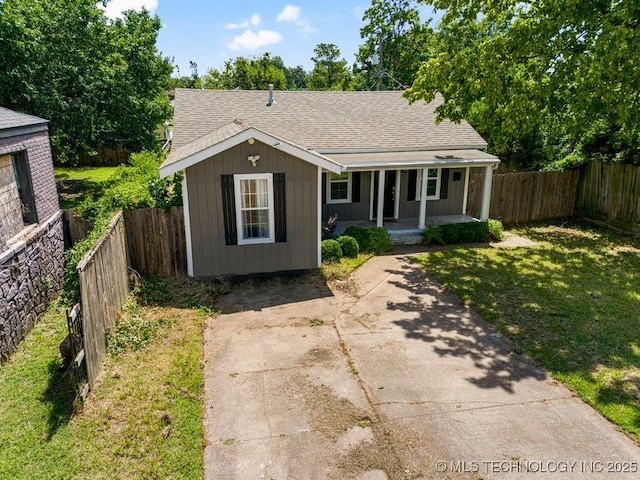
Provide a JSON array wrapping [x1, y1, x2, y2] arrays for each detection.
[[487, 219, 505, 242], [367, 226, 392, 254], [108, 297, 175, 357], [307, 43, 351, 90], [337, 235, 360, 258], [343, 226, 371, 253], [422, 220, 503, 245], [321, 239, 343, 262], [407, 0, 640, 167], [356, 0, 434, 89], [0, 0, 172, 162], [63, 151, 181, 305], [201, 53, 287, 90]]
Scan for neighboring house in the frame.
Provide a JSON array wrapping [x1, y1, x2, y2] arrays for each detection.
[[160, 88, 499, 278], [0, 107, 63, 361]]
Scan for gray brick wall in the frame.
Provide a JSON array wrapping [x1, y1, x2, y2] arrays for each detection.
[[0, 129, 60, 223], [0, 212, 64, 362]]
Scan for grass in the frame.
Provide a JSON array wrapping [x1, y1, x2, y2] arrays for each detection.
[[413, 221, 640, 440], [54, 166, 120, 209], [0, 276, 210, 479], [321, 253, 373, 281]]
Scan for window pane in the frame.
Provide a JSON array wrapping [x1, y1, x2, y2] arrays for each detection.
[[240, 179, 269, 208], [331, 172, 348, 181], [242, 209, 270, 239], [427, 168, 438, 178], [426, 179, 437, 197], [331, 182, 348, 200]]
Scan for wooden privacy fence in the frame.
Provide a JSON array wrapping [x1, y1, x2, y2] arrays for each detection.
[[576, 162, 640, 234], [77, 211, 128, 389], [124, 207, 187, 277], [467, 170, 580, 225]]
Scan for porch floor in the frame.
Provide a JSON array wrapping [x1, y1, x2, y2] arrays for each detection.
[[334, 214, 477, 245]]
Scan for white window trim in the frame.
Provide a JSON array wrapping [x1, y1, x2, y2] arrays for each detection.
[[415, 168, 441, 201], [234, 173, 275, 245], [326, 172, 352, 204]]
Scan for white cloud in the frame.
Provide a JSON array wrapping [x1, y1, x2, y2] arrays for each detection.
[[226, 13, 261, 30], [276, 5, 300, 22], [227, 29, 282, 51], [101, 0, 158, 20], [276, 5, 317, 34]]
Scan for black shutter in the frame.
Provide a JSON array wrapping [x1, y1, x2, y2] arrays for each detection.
[[221, 175, 237, 245], [407, 170, 417, 201], [321, 173, 327, 204], [440, 168, 450, 200], [352, 172, 361, 203], [274, 173, 286, 243]]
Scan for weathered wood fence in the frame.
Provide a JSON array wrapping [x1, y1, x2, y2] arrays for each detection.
[[62, 209, 93, 248], [124, 207, 187, 277], [467, 169, 580, 225], [576, 162, 640, 234], [77, 211, 128, 389]]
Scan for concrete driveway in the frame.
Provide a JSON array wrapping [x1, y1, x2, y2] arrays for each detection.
[[203, 254, 640, 479]]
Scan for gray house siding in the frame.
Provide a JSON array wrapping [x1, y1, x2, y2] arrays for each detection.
[[321, 171, 372, 222], [186, 140, 319, 277]]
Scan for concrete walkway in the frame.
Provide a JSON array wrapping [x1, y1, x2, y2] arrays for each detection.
[[203, 254, 640, 479]]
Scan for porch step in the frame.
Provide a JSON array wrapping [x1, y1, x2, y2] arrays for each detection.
[[389, 230, 424, 246]]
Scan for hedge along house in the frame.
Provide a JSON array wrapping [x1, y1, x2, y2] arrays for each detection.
[[160, 88, 499, 277], [0, 107, 63, 361]]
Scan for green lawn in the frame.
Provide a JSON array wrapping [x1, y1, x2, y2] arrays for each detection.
[[414, 222, 640, 440], [0, 279, 207, 479], [54, 166, 120, 209]]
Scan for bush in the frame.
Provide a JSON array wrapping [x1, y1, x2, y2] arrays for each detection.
[[367, 227, 392, 254], [321, 239, 343, 262], [337, 235, 359, 258], [422, 220, 504, 245], [343, 226, 371, 253], [488, 219, 505, 241]]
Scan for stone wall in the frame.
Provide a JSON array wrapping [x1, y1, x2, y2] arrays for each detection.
[[0, 211, 64, 362]]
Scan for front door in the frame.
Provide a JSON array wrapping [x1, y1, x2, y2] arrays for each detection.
[[372, 171, 396, 219]]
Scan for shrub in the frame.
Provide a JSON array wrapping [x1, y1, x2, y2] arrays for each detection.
[[423, 226, 444, 245], [488, 219, 505, 241], [367, 227, 392, 254], [321, 239, 343, 262], [343, 226, 371, 252], [337, 235, 359, 258], [422, 220, 504, 245]]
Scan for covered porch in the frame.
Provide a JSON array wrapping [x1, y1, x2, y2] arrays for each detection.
[[333, 214, 477, 245]]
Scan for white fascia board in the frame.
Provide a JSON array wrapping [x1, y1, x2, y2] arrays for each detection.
[[160, 128, 343, 178], [341, 158, 500, 171]]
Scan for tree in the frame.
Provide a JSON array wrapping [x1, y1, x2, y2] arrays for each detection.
[[0, 0, 172, 162], [201, 53, 287, 90], [285, 66, 308, 90], [406, 0, 640, 167], [307, 43, 351, 90], [169, 61, 201, 89], [356, 0, 434, 90]]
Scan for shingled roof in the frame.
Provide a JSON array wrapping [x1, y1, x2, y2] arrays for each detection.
[[0, 107, 48, 138], [171, 89, 488, 153]]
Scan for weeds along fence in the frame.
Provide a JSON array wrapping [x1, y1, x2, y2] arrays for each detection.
[[467, 169, 580, 225], [576, 162, 640, 234], [77, 211, 128, 389]]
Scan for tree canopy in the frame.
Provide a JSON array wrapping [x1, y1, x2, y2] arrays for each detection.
[[406, 0, 640, 167], [0, 0, 172, 162], [307, 43, 351, 90]]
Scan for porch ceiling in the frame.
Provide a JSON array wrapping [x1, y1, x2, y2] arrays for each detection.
[[325, 149, 499, 170]]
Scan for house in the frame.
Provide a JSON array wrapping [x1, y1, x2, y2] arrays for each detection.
[[0, 107, 63, 361], [160, 88, 499, 278]]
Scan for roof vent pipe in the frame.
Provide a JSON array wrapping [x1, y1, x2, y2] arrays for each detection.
[[266, 84, 275, 106]]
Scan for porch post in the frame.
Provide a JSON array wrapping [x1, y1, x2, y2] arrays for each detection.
[[418, 167, 428, 229], [376, 169, 385, 227], [480, 165, 493, 221], [369, 172, 375, 221], [393, 169, 401, 219], [182, 174, 194, 277], [462, 166, 470, 215]]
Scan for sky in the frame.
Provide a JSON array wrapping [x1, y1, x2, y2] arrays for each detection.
[[101, 0, 440, 77]]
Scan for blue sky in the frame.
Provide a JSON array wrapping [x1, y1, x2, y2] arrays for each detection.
[[102, 1, 439, 76]]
